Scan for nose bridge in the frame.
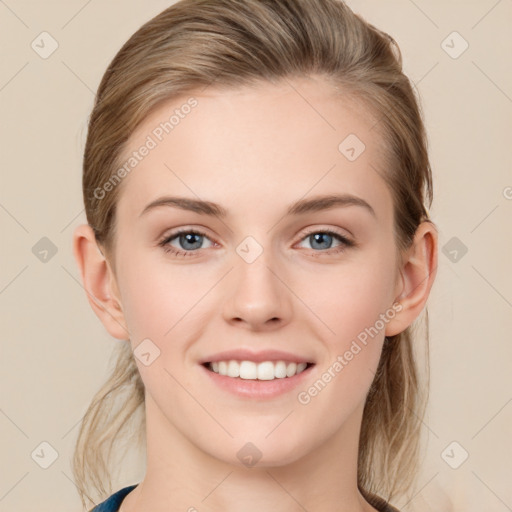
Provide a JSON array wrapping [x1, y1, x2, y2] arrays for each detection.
[[224, 234, 291, 327]]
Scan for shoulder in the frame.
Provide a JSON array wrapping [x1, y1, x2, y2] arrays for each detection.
[[88, 484, 139, 512]]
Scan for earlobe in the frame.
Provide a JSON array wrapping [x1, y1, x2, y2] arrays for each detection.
[[385, 221, 438, 337], [72, 224, 130, 341]]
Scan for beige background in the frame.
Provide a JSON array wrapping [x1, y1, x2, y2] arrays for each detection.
[[1, 0, 511, 511]]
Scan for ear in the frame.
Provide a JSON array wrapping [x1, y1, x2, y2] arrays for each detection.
[[72, 224, 130, 340], [385, 221, 438, 337]]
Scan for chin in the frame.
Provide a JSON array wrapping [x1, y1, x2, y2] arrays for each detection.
[[206, 433, 311, 469]]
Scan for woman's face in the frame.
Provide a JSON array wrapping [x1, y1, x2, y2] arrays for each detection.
[[109, 76, 404, 466]]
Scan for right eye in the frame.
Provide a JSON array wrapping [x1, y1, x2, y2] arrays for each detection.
[[158, 228, 215, 257]]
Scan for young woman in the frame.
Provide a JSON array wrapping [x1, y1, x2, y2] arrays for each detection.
[[72, 1, 438, 511]]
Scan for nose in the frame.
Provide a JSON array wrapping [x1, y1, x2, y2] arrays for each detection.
[[222, 251, 293, 331]]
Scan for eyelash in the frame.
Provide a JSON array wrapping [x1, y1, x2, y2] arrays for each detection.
[[157, 227, 355, 258]]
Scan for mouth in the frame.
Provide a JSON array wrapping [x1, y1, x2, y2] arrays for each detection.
[[202, 360, 316, 381]]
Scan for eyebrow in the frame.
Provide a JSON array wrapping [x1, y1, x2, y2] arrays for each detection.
[[138, 193, 376, 219]]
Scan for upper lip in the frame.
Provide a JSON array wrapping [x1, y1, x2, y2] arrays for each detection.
[[199, 349, 314, 365]]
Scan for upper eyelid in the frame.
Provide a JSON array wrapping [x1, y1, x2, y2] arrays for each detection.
[[300, 226, 351, 239]]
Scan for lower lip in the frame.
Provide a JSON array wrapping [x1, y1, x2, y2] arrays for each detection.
[[200, 363, 315, 399]]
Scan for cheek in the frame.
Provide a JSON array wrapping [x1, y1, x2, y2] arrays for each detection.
[[295, 258, 395, 428], [115, 240, 207, 340], [116, 262, 202, 396], [304, 250, 397, 347]]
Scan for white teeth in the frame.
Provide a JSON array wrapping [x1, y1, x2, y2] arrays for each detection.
[[257, 361, 274, 380], [227, 360, 240, 378], [274, 361, 287, 378], [208, 360, 310, 380], [240, 361, 256, 379], [218, 361, 227, 375], [286, 362, 297, 377]]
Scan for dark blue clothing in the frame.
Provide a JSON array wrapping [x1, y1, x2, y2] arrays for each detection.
[[89, 484, 138, 512]]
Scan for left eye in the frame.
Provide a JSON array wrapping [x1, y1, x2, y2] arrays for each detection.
[[297, 230, 353, 252]]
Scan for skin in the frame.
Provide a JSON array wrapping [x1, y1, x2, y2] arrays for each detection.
[[73, 75, 437, 512]]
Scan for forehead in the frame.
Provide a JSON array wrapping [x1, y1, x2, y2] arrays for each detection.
[[114, 76, 393, 226]]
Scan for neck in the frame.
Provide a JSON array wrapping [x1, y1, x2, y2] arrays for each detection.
[[120, 395, 378, 512]]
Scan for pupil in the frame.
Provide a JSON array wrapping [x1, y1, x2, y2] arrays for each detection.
[[181, 233, 202, 250], [311, 233, 331, 250]]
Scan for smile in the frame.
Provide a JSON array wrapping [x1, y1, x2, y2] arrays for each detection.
[[200, 360, 316, 399], [204, 360, 313, 380]]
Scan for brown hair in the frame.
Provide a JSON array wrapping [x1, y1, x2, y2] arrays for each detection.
[[73, 0, 434, 509]]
